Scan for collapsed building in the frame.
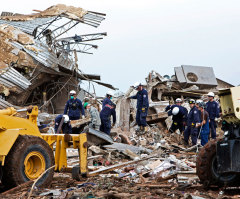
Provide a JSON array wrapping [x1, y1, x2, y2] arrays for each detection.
[[0, 4, 115, 113], [115, 65, 234, 133]]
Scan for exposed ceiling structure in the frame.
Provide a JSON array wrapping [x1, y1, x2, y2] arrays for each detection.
[[0, 4, 115, 111]]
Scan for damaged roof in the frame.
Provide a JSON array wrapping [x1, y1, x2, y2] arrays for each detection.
[[0, 5, 115, 110], [0, 4, 105, 28]]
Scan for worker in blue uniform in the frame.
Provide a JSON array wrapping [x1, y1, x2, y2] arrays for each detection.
[[55, 114, 72, 134], [196, 99, 203, 136], [100, 103, 116, 135], [165, 98, 188, 133], [176, 98, 188, 124], [130, 82, 149, 132], [102, 91, 114, 108], [184, 99, 201, 146], [198, 102, 210, 146], [196, 100, 203, 119], [206, 92, 219, 139], [64, 90, 85, 120]]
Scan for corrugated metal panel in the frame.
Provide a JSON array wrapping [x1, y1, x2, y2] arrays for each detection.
[[0, 98, 21, 109], [0, 67, 31, 90], [11, 40, 76, 71], [58, 53, 75, 70], [10, 41, 59, 70], [1, 69, 31, 89], [0, 17, 55, 35]]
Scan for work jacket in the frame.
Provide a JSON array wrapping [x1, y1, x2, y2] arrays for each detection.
[[54, 114, 72, 134], [89, 106, 101, 126], [100, 103, 116, 123], [102, 97, 112, 108], [187, 106, 200, 127], [64, 98, 85, 118], [206, 101, 220, 120], [131, 89, 149, 110], [166, 104, 188, 123]]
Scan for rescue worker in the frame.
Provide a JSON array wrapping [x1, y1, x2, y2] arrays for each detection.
[[196, 99, 203, 116], [176, 98, 188, 119], [167, 106, 186, 133], [165, 98, 188, 133], [198, 102, 210, 146], [196, 99, 203, 135], [54, 114, 72, 134], [100, 103, 116, 135], [85, 103, 101, 130], [184, 99, 201, 146], [129, 82, 149, 132], [206, 92, 219, 139], [102, 91, 114, 108], [64, 90, 85, 120]]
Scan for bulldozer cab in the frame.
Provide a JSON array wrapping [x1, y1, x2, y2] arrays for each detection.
[[219, 86, 240, 124]]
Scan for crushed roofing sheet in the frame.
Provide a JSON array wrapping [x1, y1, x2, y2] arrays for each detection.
[[0, 17, 55, 35], [0, 67, 31, 93], [0, 4, 87, 21], [0, 98, 21, 109], [0, 5, 105, 28], [10, 40, 59, 70]]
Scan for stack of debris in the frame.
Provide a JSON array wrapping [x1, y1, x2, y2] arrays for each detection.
[[114, 66, 233, 143], [0, 4, 116, 113]]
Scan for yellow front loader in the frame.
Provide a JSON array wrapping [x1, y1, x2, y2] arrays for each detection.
[[0, 106, 88, 189]]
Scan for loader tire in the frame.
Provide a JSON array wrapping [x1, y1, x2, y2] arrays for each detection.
[[196, 139, 237, 186], [2, 135, 54, 189]]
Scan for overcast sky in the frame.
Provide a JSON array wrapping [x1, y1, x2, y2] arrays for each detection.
[[2, 0, 240, 96]]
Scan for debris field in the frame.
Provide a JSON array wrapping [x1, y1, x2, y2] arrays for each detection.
[[0, 4, 239, 199]]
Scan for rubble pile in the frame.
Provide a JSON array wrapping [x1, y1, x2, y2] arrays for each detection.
[[0, 4, 115, 113], [0, 131, 235, 199], [0, 3, 238, 198]]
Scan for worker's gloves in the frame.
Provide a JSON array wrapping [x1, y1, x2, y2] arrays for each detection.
[[142, 108, 146, 112], [191, 123, 195, 127], [196, 123, 201, 128], [173, 122, 178, 126], [112, 123, 115, 128], [215, 117, 221, 122], [82, 115, 85, 119]]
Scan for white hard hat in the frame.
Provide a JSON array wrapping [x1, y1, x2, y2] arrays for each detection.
[[106, 90, 114, 96], [172, 107, 180, 115], [175, 98, 182, 103], [207, 92, 215, 97], [189, 99, 195, 104], [70, 90, 76, 95], [63, 115, 69, 123], [133, 82, 141, 89], [196, 99, 203, 104]]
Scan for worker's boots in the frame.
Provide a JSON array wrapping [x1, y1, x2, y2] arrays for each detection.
[[139, 126, 148, 135], [182, 139, 189, 147]]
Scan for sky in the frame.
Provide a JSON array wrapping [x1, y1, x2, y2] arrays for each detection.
[[2, 0, 240, 96]]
